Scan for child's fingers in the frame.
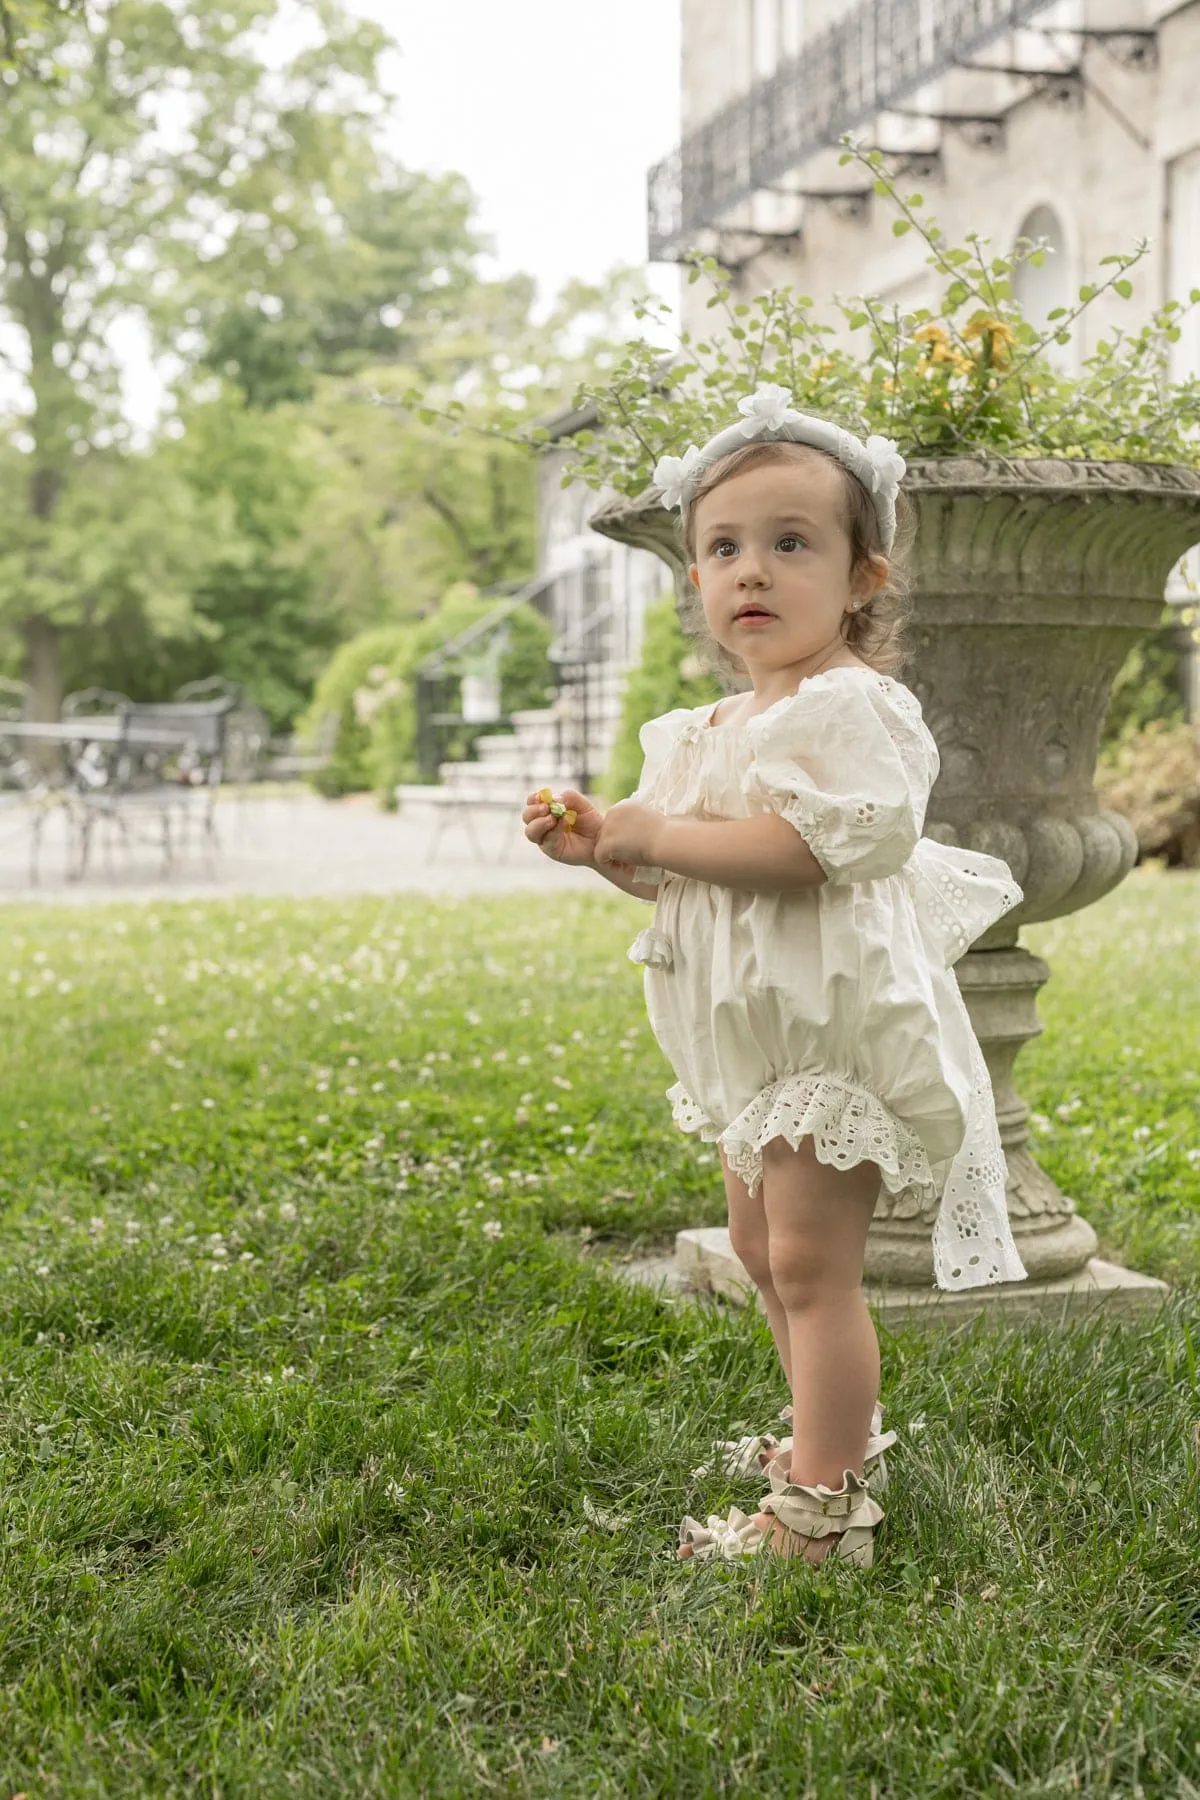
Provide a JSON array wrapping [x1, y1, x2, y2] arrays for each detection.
[[521, 800, 550, 824], [558, 788, 594, 812], [524, 815, 559, 845]]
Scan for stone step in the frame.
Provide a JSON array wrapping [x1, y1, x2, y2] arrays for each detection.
[[475, 734, 520, 762]]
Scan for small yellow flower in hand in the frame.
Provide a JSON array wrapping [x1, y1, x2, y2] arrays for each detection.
[[538, 788, 577, 831]]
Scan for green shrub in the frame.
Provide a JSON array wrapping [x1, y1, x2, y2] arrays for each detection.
[[602, 593, 721, 801], [301, 625, 414, 798], [368, 586, 553, 800], [301, 587, 554, 803], [1102, 606, 1191, 748], [1097, 718, 1200, 866]]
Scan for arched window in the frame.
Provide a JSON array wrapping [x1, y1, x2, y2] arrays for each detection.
[[1012, 204, 1070, 340]]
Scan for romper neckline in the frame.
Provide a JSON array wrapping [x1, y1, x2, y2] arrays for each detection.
[[703, 665, 892, 732]]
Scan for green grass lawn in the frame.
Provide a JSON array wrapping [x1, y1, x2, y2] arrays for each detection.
[[0, 868, 1198, 1797]]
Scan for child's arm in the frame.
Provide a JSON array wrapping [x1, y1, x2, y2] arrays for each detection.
[[523, 788, 661, 903], [595, 799, 827, 895]]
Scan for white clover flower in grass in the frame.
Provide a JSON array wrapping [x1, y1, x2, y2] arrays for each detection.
[[278, 1201, 298, 1222], [481, 1219, 503, 1240], [652, 443, 702, 509]]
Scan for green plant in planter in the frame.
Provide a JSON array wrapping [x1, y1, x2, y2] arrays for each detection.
[[562, 142, 1200, 495]]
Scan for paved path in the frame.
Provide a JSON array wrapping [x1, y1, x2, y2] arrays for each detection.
[[0, 791, 600, 905]]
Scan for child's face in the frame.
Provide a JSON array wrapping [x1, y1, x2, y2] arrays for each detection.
[[688, 451, 883, 675]]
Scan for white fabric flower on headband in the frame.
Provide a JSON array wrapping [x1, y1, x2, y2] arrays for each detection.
[[862, 435, 907, 497], [736, 382, 794, 437], [653, 444, 702, 510]]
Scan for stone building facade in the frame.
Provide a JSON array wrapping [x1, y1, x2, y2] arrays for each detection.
[[646, 0, 1200, 710]]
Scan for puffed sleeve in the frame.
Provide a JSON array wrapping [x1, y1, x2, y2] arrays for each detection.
[[633, 708, 695, 800], [746, 676, 940, 885]]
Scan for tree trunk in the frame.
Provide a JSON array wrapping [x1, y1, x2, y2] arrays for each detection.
[[23, 613, 62, 721]]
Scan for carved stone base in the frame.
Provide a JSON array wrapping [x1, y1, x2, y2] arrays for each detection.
[[956, 945, 1100, 1278], [862, 944, 1102, 1285], [676, 1227, 1168, 1330]]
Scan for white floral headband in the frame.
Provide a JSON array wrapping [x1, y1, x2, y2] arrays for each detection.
[[652, 383, 907, 552]]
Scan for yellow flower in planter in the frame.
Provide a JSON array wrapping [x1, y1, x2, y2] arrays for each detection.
[[963, 313, 1017, 369], [915, 321, 974, 376]]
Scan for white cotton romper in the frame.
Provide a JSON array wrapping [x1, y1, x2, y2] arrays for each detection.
[[626, 665, 1029, 1292]]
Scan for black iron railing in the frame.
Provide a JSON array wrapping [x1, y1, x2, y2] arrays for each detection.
[[649, 0, 1054, 259], [414, 575, 557, 781]]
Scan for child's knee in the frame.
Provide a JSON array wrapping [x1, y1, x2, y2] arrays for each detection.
[[727, 1212, 773, 1288], [766, 1235, 858, 1313]]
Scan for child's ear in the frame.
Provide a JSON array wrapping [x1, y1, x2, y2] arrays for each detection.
[[852, 554, 889, 603], [688, 563, 701, 590]]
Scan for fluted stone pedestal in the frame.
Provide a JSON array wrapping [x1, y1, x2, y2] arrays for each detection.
[[589, 458, 1200, 1324]]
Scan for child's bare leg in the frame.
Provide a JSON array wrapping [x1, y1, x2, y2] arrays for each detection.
[[752, 1134, 881, 1563], [719, 1146, 791, 1388]]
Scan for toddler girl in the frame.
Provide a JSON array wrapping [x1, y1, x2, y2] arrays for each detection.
[[523, 385, 1027, 1569]]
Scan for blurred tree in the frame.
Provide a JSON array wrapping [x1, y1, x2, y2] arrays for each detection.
[[0, 0, 79, 71], [0, 0, 477, 716], [52, 393, 331, 729], [293, 267, 648, 623]]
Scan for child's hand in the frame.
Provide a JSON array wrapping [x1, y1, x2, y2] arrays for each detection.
[[523, 787, 606, 867], [595, 798, 665, 869]]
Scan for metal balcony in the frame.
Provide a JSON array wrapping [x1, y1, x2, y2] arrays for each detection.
[[648, 0, 1066, 261]]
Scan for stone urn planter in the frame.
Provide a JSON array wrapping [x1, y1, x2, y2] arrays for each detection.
[[589, 458, 1200, 1313]]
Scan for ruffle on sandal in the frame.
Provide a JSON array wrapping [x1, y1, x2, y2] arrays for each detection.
[[758, 1464, 884, 1568], [679, 1465, 884, 1567], [695, 1403, 898, 1494], [677, 1505, 765, 1562]]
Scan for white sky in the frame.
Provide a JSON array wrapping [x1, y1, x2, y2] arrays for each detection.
[[368, 0, 681, 303], [108, 0, 682, 428]]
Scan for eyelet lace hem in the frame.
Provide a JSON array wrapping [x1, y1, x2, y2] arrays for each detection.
[[669, 1073, 936, 1207], [930, 1034, 1027, 1289], [909, 844, 1024, 968], [668, 1039, 1027, 1293]]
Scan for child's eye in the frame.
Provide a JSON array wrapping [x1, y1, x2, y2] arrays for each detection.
[[712, 539, 738, 558], [777, 533, 807, 552]]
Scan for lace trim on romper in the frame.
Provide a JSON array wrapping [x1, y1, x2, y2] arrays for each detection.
[[667, 1030, 1027, 1291], [669, 1072, 934, 1204]]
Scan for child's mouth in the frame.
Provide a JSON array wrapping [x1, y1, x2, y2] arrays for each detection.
[[734, 606, 776, 625]]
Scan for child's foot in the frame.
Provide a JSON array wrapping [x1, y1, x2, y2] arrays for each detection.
[[675, 1518, 838, 1563], [748, 1510, 839, 1563], [677, 1467, 883, 1566]]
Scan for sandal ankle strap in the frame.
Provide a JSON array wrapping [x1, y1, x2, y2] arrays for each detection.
[[760, 1465, 885, 1540]]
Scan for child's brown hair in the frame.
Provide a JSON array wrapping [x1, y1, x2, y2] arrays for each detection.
[[680, 440, 913, 684]]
